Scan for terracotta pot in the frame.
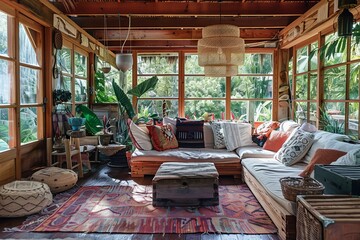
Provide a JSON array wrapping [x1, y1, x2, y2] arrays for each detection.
[[98, 134, 112, 146]]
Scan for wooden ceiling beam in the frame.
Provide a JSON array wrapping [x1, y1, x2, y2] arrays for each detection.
[[55, 2, 317, 16], [94, 29, 280, 41], [71, 16, 297, 29]]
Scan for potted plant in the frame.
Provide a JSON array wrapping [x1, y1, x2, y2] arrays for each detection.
[[96, 115, 114, 146]]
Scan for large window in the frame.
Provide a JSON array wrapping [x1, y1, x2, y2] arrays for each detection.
[[231, 53, 273, 122], [137, 53, 179, 118], [0, 10, 44, 150]]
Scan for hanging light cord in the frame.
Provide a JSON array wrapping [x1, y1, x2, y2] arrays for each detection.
[[121, 15, 131, 53]]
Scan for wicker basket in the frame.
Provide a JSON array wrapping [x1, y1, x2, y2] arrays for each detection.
[[280, 177, 325, 202]]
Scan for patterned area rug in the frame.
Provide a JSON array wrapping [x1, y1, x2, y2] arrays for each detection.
[[34, 184, 276, 234]]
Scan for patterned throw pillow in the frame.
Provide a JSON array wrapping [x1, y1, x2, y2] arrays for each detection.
[[210, 122, 226, 149], [147, 124, 178, 151], [175, 119, 204, 148], [275, 128, 315, 166]]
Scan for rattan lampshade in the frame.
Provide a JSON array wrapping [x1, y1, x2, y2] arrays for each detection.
[[197, 24, 245, 76]]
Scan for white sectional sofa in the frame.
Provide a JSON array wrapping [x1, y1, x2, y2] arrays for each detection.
[[129, 120, 359, 240]]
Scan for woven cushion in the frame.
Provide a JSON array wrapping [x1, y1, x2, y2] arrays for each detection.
[[211, 122, 226, 149], [0, 181, 52, 217], [30, 167, 78, 193], [147, 124, 178, 151], [275, 128, 315, 166], [175, 119, 205, 148]]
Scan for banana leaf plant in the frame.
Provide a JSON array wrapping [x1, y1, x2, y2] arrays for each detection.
[[75, 105, 103, 135]]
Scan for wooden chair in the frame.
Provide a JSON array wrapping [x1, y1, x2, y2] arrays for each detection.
[[47, 137, 84, 178]]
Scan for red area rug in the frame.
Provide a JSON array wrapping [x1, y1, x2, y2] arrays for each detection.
[[34, 184, 277, 234]]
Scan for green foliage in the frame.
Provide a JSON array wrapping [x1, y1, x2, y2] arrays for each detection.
[[137, 106, 159, 124], [94, 70, 117, 103], [75, 105, 103, 135], [127, 76, 159, 97], [319, 105, 345, 134]]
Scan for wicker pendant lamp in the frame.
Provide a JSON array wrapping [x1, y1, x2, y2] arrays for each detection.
[[116, 15, 133, 72], [197, 3, 245, 77]]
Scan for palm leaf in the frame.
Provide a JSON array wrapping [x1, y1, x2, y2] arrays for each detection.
[[112, 79, 135, 119], [75, 105, 102, 135], [127, 76, 159, 97]]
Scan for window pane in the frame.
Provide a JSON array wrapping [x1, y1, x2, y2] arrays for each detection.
[[185, 100, 225, 120], [20, 107, 38, 144], [351, 24, 360, 61], [19, 24, 39, 66], [231, 76, 272, 99], [58, 47, 71, 74], [324, 66, 346, 100], [350, 63, 360, 99], [310, 103, 317, 124], [349, 102, 359, 136], [0, 59, 14, 104], [138, 76, 178, 98], [0, 108, 11, 150], [61, 75, 72, 92], [231, 100, 272, 122], [324, 33, 347, 66], [295, 74, 307, 99], [138, 99, 178, 118], [20, 66, 39, 104], [310, 74, 317, 100], [239, 54, 273, 74], [322, 102, 345, 134], [75, 78, 87, 102], [75, 52, 87, 78], [296, 46, 308, 73], [0, 11, 9, 56], [310, 42, 318, 70], [295, 102, 307, 124], [138, 54, 179, 74], [185, 54, 204, 74], [185, 76, 225, 98]]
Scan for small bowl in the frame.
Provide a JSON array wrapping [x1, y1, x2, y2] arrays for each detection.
[[68, 117, 86, 131]]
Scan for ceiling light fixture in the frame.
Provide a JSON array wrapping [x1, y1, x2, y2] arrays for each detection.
[[101, 14, 111, 74], [116, 15, 133, 72], [197, 1, 245, 77], [337, 0, 357, 37]]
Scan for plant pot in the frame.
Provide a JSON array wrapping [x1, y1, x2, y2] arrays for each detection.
[[98, 134, 112, 146]]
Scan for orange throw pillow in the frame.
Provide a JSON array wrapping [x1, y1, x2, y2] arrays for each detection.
[[263, 130, 291, 152], [147, 124, 178, 151], [299, 149, 347, 177]]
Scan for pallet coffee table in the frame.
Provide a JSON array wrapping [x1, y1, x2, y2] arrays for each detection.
[[152, 162, 219, 207]]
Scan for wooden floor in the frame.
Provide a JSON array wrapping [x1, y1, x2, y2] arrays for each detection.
[[0, 163, 280, 240]]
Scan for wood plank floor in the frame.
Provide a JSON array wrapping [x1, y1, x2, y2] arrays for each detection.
[[0, 163, 280, 240]]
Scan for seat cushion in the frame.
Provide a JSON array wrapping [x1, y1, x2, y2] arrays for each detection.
[[236, 145, 275, 159], [30, 167, 78, 193], [0, 181, 53, 217]]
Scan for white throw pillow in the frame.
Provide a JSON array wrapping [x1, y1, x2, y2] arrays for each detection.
[[331, 148, 360, 165], [300, 122, 317, 133], [128, 120, 153, 150], [222, 122, 253, 151], [275, 128, 315, 166], [210, 122, 226, 149]]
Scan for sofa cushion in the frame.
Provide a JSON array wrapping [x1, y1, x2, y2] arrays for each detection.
[[275, 128, 315, 166], [176, 119, 205, 148], [263, 130, 291, 152], [222, 122, 253, 151], [299, 149, 347, 177], [128, 119, 153, 150], [203, 123, 215, 148], [236, 145, 275, 159], [147, 124, 178, 151], [163, 117, 177, 133], [242, 158, 306, 215], [132, 148, 240, 163], [331, 148, 360, 165], [210, 122, 226, 149]]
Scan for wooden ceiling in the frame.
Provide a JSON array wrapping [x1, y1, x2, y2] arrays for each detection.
[[49, 0, 320, 52]]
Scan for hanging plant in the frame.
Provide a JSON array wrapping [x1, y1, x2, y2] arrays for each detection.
[[53, 89, 71, 104]]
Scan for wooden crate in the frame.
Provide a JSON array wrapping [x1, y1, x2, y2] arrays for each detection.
[[296, 195, 360, 240], [152, 162, 219, 207], [315, 165, 360, 195]]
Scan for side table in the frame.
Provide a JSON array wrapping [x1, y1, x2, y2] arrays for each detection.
[[296, 195, 360, 240], [97, 144, 127, 168]]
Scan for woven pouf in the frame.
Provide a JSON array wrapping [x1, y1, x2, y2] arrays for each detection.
[[0, 181, 53, 217], [30, 167, 78, 193]]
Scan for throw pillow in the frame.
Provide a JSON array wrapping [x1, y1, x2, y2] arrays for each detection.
[[175, 119, 205, 148], [275, 128, 315, 166], [222, 122, 253, 151], [263, 130, 291, 152], [255, 121, 280, 138], [300, 122, 317, 133], [147, 124, 178, 151], [203, 123, 215, 148], [299, 149, 347, 177], [163, 117, 177, 133], [331, 148, 360, 166], [127, 119, 153, 150], [210, 122, 226, 149]]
